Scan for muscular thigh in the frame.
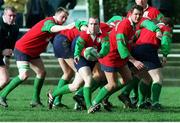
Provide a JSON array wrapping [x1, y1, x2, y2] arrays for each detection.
[[30, 58, 45, 73], [119, 65, 133, 82], [58, 58, 74, 73], [0, 66, 9, 81], [92, 63, 106, 82], [148, 68, 163, 83], [64, 58, 77, 72]]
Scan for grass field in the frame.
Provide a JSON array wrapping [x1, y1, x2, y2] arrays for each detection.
[[0, 85, 180, 122]]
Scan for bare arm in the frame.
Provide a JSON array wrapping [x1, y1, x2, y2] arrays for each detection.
[[50, 22, 75, 33]]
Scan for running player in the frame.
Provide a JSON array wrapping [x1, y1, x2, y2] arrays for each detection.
[[47, 17, 110, 114], [0, 7, 74, 108], [120, 0, 165, 105], [51, 20, 88, 108], [133, 17, 173, 109], [89, 5, 144, 113]]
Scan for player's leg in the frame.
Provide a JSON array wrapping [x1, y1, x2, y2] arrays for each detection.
[[48, 72, 84, 109], [129, 67, 141, 105], [117, 65, 138, 108], [91, 65, 125, 113], [0, 65, 10, 90], [73, 77, 102, 110], [0, 60, 30, 107], [92, 71, 118, 106], [92, 63, 113, 110], [148, 68, 163, 109], [52, 34, 76, 107], [0, 62, 10, 107], [53, 58, 74, 107], [121, 66, 140, 106], [73, 63, 106, 110], [0, 49, 31, 107], [78, 66, 94, 112], [136, 70, 152, 109], [29, 58, 46, 107], [72, 55, 97, 113]]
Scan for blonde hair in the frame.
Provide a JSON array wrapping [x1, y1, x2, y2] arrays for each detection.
[[4, 5, 17, 13], [55, 7, 69, 16]]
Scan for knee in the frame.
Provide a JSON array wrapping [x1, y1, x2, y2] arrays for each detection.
[[18, 75, 28, 81], [0, 78, 9, 88], [0, 77, 10, 84], [106, 82, 117, 91], [19, 72, 29, 80], [62, 70, 74, 80], [152, 75, 163, 84], [153, 81, 162, 85], [37, 70, 46, 78], [69, 83, 80, 92], [84, 78, 92, 87], [111, 83, 118, 90], [67, 69, 74, 78]]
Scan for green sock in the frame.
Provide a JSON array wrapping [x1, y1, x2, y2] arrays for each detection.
[[105, 79, 124, 99], [32, 77, 44, 102], [1, 76, 23, 98], [53, 79, 68, 105], [75, 87, 83, 96], [131, 78, 140, 98], [122, 77, 139, 96], [75, 78, 101, 96], [146, 82, 152, 99], [138, 82, 149, 105], [151, 83, 162, 104], [99, 80, 107, 89], [90, 79, 102, 92], [52, 85, 70, 98], [92, 87, 109, 105], [83, 87, 92, 109]]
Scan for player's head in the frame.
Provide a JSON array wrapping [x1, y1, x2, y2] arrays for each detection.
[[88, 17, 100, 35], [161, 17, 173, 27], [135, 0, 148, 9], [54, 7, 69, 25], [129, 4, 143, 23], [3, 6, 17, 25]]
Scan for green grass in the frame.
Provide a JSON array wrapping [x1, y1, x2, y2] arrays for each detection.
[[1, 85, 180, 122]]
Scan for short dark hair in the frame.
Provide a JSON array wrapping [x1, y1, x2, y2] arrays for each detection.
[[55, 7, 69, 15], [161, 17, 173, 27], [88, 16, 100, 24], [4, 5, 17, 13], [130, 4, 143, 13]]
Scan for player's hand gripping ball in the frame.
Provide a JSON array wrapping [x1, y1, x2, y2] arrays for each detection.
[[84, 47, 98, 61]]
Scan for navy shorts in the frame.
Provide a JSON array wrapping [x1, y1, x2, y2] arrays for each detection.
[[131, 44, 162, 70], [74, 56, 96, 71], [71, 35, 79, 55], [0, 55, 5, 66], [53, 34, 73, 58], [14, 48, 40, 61], [100, 64, 121, 72]]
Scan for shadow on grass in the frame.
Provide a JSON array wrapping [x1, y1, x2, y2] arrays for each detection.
[[160, 105, 180, 113]]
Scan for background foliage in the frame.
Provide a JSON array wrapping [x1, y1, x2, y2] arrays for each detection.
[[103, 0, 127, 22], [81, 0, 180, 24]]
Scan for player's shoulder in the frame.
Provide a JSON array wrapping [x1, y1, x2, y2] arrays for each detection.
[[160, 24, 172, 32], [119, 18, 131, 28], [79, 31, 90, 39], [147, 6, 160, 13]]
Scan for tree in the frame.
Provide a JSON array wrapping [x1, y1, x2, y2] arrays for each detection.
[[103, 0, 127, 22], [88, 0, 99, 17]]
